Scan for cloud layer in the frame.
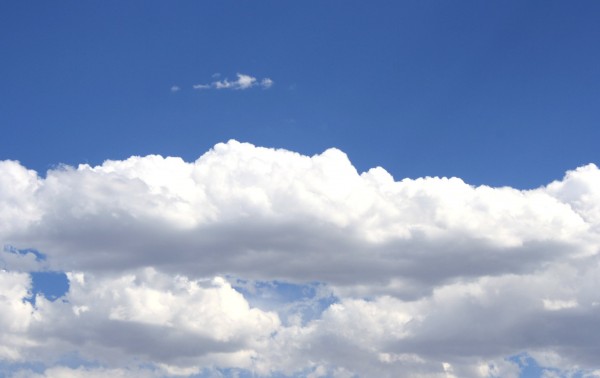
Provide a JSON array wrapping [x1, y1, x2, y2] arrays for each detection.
[[1, 141, 600, 377]]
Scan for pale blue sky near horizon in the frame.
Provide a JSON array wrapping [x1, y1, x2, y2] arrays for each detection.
[[2, 1, 599, 189]]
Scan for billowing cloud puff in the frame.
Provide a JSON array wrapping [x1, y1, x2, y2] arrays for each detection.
[[1, 140, 600, 377], [23, 269, 278, 376], [0, 270, 35, 361]]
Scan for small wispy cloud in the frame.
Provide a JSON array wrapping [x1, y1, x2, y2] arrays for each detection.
[[193, 73, 274, 91], [214, 73, 257, 90], [261, 78, 274, 89], [170, 85, 180, 92]]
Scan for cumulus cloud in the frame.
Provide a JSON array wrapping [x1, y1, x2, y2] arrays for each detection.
[[1, 141, 600, 377], [193, 73, 274, 91], [23, 269, 279, 374]]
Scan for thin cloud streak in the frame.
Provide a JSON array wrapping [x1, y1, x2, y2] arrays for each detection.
[[192, 73, 274, 91]]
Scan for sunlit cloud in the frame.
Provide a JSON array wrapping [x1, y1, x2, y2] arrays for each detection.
[[1, 142, 600, 377]]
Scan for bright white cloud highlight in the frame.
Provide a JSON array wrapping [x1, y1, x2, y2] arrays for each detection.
[[1, 141, 600, 377]]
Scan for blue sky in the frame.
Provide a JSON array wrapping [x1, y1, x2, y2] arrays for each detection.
[[2, 1, 599, 187], [2, 2, 600, 378]]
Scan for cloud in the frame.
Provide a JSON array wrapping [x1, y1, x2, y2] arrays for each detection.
[[6, 142, 589, 290], [11, 366, 158, 378], [170, 86, 180, 92], [193, 73, 274, 91], [28, 269, 278, 373], [261, 77, 274, 89], [214, 73, 256, 89], [1, 141, 600, 376]]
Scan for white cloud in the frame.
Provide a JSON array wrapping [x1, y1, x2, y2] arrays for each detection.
[[215, 73, 256, 90], [7, 141, 590, 290], [1, 141, 600, 376], [31, 269, 278, 372], [193, 73, 273, 91], [0, 160, 41, 236], [261, 77, 274, 89], [170, 85, 180, 92], [0, 270, 34, 361]]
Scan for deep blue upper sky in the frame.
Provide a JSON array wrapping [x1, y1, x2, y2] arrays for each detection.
[[2, 1, 599, 188]]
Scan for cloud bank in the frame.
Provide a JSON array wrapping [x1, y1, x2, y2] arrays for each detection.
[[1, 141, 600, 377]]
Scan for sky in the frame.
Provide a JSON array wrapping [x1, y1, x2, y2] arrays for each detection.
[[1, 1, 600, 377]]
